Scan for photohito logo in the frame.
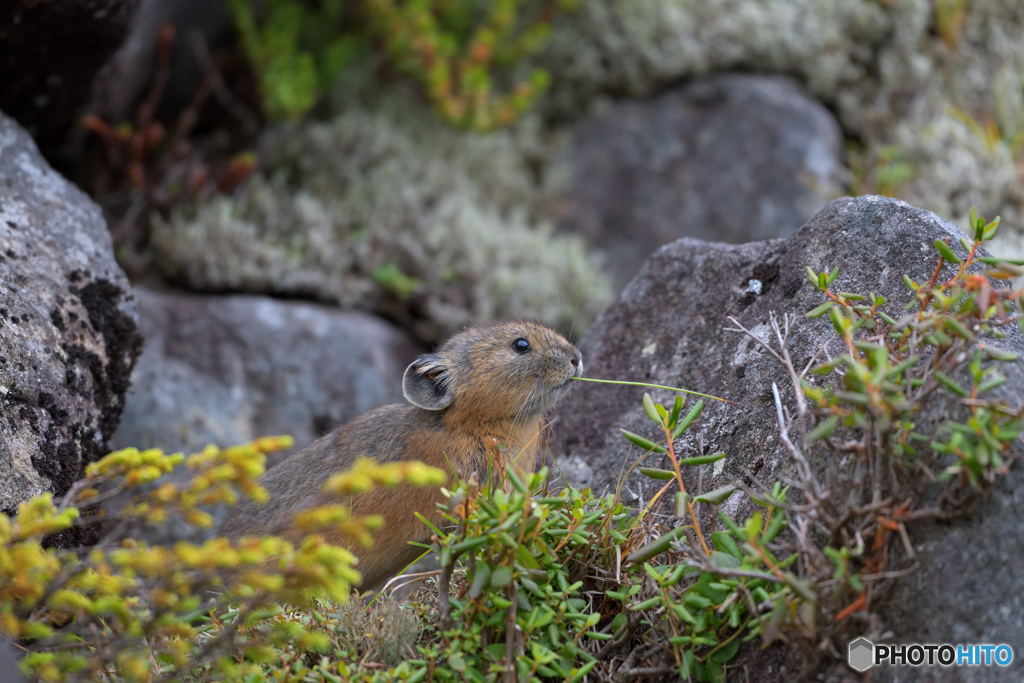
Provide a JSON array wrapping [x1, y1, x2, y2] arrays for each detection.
[[848, 638, 874, 672], [848, 638, 1014, 672]]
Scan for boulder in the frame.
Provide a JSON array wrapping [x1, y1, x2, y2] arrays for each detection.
[[0, 1, 138, 163], [557, 74, 842, 286], [111, 288, 421, 457], [0, 112, 141, 515], [552, 195, 1024, 679]]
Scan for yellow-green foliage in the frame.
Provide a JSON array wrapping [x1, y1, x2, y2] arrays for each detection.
[[228, 0, 579, 128], [228, 0, 360, 120], [1, 438, 444, 682], [365, 0, 580, 131]]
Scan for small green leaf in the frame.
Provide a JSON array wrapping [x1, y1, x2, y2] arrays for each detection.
[[679, 452, 726, 466], [944, 317, 972, 340], [983, 346, 1019, 362], [467, 561, 491, 598], [675, 491, 689, 517], [673, 400, 704, 438], [669, 395, 684, 427], [805, 266, 820, 289], [806, 301, 833, 318], [643, 393, 661, 425], [885, 355, 920, 379], [977, 374, 1006, 393], [638, 467, 676, 480], [978, 256, 1024, 266], [983, 216, 1001, 240], [933, 239, 961, 264], [451, 536, 490, 556], [621, 429, 667, 453], [934, 370, 969, 397], [694, 485, 737, 505], [490, 565, 514, 588], [807, 415, 839, 441]]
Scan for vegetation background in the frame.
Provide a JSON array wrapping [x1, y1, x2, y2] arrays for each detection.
[[1, 0, 1023, 681]]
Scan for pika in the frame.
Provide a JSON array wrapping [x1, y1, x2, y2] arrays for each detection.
[[219, 321, 582, 588]]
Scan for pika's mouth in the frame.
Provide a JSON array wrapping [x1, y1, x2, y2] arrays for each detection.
[[558, 366, 583, 389]]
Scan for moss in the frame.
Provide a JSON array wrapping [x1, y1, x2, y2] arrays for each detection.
[[154, 82, 610, 343]]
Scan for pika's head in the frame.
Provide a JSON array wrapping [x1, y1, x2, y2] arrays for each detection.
[[402, 321, 583, 423]]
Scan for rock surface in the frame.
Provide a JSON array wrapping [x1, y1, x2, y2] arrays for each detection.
[[552, 195, 1024, 679], [558, 74, 842, 286], [0, 1, 138, 162], [0, 112, 140, 514], [111, 288, 421, 457]]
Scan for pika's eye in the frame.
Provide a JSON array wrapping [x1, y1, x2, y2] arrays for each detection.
[[512, 337, 531, 354]]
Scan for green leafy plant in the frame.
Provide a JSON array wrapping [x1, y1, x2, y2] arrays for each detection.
[[228, 0, 361, 119], [727, 209, 1022, 650], [228, 0, 579, 128], [380, 392, 798, 681], [364, 0, 579, 131], [799, 209, 1022, 488]]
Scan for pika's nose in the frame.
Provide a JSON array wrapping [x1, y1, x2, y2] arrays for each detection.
[[570, 350, 583, 375]]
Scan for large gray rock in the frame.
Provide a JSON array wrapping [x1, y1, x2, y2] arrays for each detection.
[[552, 195, 1024, 679], [557, 74, 842, 286], [0, 112, 141, 514], [111, 288, 421, 457]]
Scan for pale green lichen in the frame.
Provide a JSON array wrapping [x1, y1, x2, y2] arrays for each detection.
[[541, 0, 1024, 256], [154, 83, 610, 343]]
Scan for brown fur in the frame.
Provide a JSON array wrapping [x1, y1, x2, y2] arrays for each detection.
[[219, 321, 582, 589]]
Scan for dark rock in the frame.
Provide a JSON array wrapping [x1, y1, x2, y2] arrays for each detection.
[[0, 1, 138, 163], [557, 74, 842, 287], [552, 195, 1024, 679], [112, 288, 421, 456], [90, 0, 235, 124], [0, 112, 141, 516]]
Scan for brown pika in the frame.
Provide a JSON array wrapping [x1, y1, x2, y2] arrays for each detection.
[[219, 321, 583, 589]]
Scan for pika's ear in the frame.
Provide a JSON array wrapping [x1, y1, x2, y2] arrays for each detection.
[[402, 354, 454, 411]]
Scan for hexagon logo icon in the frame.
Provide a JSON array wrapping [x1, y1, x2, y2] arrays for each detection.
[[848, 637, 875, 672]]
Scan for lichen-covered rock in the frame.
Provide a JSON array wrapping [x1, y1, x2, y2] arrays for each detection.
[[552, 195, 1024, 678], [153, 85, 612, 344], [111, 288, 419, 457], [0, 112, 141, 514], [557, 73, 842, 285], [0, 0, 138, 162], [542, 0, 1024, 252]]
